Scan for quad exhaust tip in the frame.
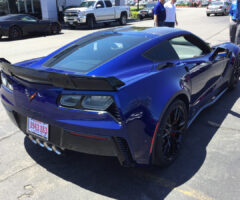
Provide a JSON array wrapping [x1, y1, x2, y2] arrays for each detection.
[[27, 135, 62, 155], [52, 145, 62, 155]]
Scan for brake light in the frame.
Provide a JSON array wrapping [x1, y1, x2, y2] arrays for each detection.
[[219, 6, 223, 9]]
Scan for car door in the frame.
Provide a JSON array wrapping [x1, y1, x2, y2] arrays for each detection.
[[169, 34, 229, 107], [104, 1, 115, 19], [19, 15, 40, 34], [95, 1, 106, 21]]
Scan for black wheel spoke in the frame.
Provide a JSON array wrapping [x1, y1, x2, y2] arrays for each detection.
[[160, 103, 187, 161]]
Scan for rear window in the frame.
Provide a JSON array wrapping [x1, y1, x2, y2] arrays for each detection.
[[44, 33, 150, 73]]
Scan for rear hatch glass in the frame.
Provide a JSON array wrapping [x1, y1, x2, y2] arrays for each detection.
[[43, 33, 150, 73]]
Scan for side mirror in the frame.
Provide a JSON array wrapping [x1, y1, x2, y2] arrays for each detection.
[[210, 47, 229, 61]]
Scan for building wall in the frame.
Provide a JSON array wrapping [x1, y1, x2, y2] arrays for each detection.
[[40, 0, 57, 20]]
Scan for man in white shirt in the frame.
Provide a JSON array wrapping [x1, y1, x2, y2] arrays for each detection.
[[164, 0, 178, 27]]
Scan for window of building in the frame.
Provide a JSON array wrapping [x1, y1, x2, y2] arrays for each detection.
[[0, 0, 9, 16]]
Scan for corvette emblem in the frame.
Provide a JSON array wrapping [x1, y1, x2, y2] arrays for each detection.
[[29, 92, 37, 102]]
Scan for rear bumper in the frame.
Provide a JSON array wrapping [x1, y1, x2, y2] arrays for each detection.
[[206, 9, 224, 14], [0, 27, 9, 37], [3, 106, 135, 166]]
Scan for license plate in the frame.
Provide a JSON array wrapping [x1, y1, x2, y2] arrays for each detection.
[[69, 21, 73, 24], [27, 118, 49, 140]]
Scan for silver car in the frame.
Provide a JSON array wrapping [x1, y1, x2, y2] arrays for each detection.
[[206, 1, 231, 16]]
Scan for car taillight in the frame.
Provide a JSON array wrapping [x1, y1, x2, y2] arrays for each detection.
[[59, 95, 114, 111], [219, 6, 223, 9]]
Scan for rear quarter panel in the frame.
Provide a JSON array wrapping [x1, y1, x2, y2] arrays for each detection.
[[116, 65, 190, 164]]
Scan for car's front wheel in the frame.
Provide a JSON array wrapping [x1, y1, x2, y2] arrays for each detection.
[[207, 13, 210, 16], [119, 13, 127, 25], [229, 53, 240, 90], [87, 16, 95, 29], [153, 99, 188, 167], [9, 26, 22, 40]]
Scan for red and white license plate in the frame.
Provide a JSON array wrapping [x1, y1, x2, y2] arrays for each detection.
[[27, 118, 49, 140]]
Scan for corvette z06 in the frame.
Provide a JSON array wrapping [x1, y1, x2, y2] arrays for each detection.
[[0, 27, 239, 167]]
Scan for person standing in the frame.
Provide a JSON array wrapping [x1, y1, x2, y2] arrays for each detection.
[[229, 0, 240, 45], [164, 0, 178, 28], [154, 0, 166, 27]]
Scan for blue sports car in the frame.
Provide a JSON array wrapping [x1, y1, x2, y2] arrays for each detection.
[[0, 27, 239, 167]]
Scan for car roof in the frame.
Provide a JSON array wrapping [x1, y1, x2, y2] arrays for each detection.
[[98, 26, 190, 39]]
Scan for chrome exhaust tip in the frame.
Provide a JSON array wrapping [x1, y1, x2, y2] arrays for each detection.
[[52, 145, 62, 155], [36, 138, 45, 148], [28, 135, 37, 144], [44, 142, 52, 151]]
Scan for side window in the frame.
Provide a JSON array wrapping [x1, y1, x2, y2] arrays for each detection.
[[169, 35, 210, 59], [143, 40, 179, 62], [96, 1, 104, 8], [20, 16, 37, 22], [104, 1, 112, 7]]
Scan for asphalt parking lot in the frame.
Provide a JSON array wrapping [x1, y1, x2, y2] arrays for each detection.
[[0, 8, 239, 200]]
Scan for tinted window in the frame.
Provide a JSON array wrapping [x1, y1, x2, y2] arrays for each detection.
[[104, 1, 112, 7], [80, 1, 95, 8], [96, 1, 104, 8], [143, 40, 179, 62], [44, 34, 150, 73], [169, 35, 211, 59], [20, 16, 37, 22]]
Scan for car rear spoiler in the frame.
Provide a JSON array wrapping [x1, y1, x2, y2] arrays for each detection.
[[0, 59, 125, 91]]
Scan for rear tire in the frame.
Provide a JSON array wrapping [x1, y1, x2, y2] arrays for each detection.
[[0, 34, 2, 40], [119, 13, 127, 25], [87, 16, 94, 29], [9, 26, 22, 40], [51, 23, 61, 34], [207, 13, 210, 16], [229, 54, 240, 90], [153, 100, 188, 167]]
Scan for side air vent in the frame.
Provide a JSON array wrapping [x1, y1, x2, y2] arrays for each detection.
[[107, 103, 122, 122]]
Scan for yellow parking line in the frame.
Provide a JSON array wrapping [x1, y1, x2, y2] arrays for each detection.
[[174, 188, 214, 200], [134, 172, 214, 200]]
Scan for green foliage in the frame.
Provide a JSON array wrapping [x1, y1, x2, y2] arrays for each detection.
[[131, 11, 139, 19]]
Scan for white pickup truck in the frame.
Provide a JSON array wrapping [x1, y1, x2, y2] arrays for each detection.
[[64, 0, 130, 29]]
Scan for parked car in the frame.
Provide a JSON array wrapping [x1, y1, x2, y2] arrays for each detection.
[[206, 1, 231, 16], [0, 27, 239, 167], [138, 2, 155, 20], [0, 14, 61, 40], [64, 0, 130, 29]]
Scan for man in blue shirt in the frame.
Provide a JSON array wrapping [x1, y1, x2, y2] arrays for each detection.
[[154, 0, 166, 27], [229, 0, 240, 45]]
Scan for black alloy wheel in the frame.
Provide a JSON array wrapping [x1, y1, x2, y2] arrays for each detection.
[[9, 26, 22, 40], [153, 100, 188, 167], [229, 54, 240, 90]]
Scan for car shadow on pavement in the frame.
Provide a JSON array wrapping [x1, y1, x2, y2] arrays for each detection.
[[24, 81, 240, 200]]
